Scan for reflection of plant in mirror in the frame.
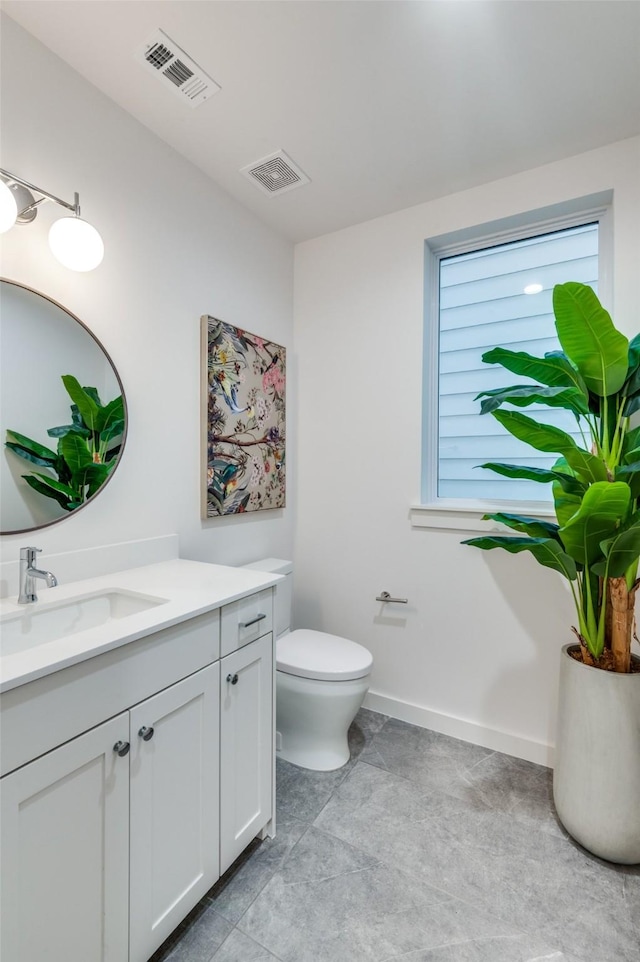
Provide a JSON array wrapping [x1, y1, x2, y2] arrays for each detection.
[[5, 375, 124, 512]]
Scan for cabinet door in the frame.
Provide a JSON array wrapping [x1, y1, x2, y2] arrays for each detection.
[[129, 663, 220, 962], [0, 714, 130, 962], [220, 632, 273, 874]]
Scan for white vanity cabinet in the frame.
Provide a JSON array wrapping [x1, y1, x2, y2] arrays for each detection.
[[219, 587, 275, 874], [0, 573, 276, 962], [0, 712, 131, 962], [0, 663, 221, 962], [220, 633, 273, 873], [129, 663, 220, 962]]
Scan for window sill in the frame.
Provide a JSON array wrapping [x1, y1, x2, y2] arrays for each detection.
[[410, 500, 555, 532]]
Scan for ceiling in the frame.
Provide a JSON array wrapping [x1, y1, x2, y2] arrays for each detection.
[[3, 1, 640, 243]]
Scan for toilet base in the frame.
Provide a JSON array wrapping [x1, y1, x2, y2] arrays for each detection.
[[276, 739, 350, 772], [276, 669, 370, 772]]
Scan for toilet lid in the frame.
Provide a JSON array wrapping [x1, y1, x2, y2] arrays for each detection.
[[277, 629, 373, 682]]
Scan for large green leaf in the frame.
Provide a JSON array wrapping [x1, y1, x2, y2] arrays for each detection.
[[59, 433, 93, 474], [476, 384, 589, 416], [552, 480, 583, 528], [492, 409, 607, 483], [23, 474, 73, 510], [614, 461, 640, 500], [73, 462, 111, 498], [94, 395, 124, 435], [593, 516, 640, 578], [28, 472, 78, 500], [47, 424, 91, 439], [82, 385, 103, 407], [622, 424, 640, 459], [559, 481, 630, 565], [5, 442, 56, 468], [461, 535, 577, 580], [100, 417, 125, 445], [87, 464, 110, 496], [482, 512, 562, 541], [99, 395, 124, 423], [61, 375, 100, 431], [479, 461, 586, 495], [55, 454, 72, 485], [623, 333, 640, 395], [552, 282, 629, 397], [623, 394, 640, 417], [70, 406, 86, 429], [105, 444, 122, 462], [5, 430, 58, 463], [481, 347, 587, 395]]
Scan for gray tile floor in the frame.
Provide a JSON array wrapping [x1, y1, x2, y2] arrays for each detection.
[[151, 709, 640, 962]]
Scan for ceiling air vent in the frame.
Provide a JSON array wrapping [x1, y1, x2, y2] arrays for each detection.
[[136, 29, 220, 108], [241, 151, 310, 196]]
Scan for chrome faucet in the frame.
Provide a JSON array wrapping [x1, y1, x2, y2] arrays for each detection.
[[18, 547, 58, 604]]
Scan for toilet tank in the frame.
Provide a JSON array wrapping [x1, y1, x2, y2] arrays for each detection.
[[241, 558, 293, 639]]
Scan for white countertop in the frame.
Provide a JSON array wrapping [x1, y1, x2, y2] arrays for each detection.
[[0, 559, 281, 693]]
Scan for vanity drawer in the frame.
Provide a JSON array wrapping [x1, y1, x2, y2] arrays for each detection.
[[0, 609, 220, 777], [220, 589, 273, 657]]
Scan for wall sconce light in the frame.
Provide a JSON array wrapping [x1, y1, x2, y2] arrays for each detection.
[[0, 168, 104, 272]]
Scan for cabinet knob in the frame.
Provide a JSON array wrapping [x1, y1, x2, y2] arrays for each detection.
[[113, 740, 130, 757], [138, 726, 155, 741], [226, 673, 239, 685]]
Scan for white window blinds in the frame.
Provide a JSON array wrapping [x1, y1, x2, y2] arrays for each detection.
[[437, 222, 599, 501]]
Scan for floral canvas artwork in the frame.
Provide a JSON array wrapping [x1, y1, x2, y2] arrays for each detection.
[[201, 316, 286, 516]]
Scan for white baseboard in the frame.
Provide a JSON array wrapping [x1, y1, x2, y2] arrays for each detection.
[[363, 690, 554, 768]]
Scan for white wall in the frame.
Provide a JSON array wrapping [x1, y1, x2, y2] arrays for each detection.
[[293, 137, 640, 764], [0, 16, 294, 567]]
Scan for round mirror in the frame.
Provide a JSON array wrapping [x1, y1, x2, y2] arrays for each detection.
[[1, 279, 127, 534]]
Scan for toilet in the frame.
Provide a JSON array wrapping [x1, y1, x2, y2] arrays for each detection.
[[242, 559, 373, 771]]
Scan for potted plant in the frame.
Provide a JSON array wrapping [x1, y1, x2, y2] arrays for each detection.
[[463, 281, 640, 864]]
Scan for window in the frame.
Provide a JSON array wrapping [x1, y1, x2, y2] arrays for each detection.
[[422, 204, 611, 511]]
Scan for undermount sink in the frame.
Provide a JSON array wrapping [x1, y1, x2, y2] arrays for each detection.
[[1, 590, 169, 656]]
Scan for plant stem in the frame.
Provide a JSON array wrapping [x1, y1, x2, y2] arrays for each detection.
[[595, 567, 607, 658], [602, 394, 610, 456], [574, 573, 591, 650], [582, 566, 600, 657], [584, 412, 602, 459], [609, 576, 633, 671], [609, 405, 628, 468], [577, 417, 590, 451]]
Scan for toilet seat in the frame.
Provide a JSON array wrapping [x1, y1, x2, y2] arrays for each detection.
[[276, 629, 372, 682]]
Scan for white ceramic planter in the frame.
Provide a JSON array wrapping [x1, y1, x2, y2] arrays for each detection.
[[553, 644, 640, 864]]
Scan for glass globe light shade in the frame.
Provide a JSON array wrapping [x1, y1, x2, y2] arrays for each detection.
[[48, 216, 104, 271], [0, 179, 18, 233]]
